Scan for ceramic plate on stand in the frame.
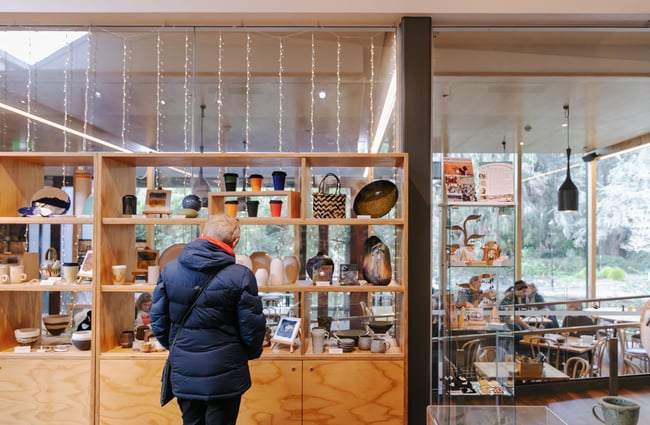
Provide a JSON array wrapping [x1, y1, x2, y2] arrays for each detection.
[[158, 244, 186, 270]]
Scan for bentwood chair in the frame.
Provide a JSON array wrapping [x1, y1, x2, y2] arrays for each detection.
[[476, 345, 509, 362], [459, 338, 482, 379], [564, 357, 591, 378], [528, 337, 561, 369], [619, 328, 649, 373], [622, 358, 645, 375], [591, 337, 609, 377]]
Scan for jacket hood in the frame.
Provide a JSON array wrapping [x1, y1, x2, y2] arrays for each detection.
[[178, 238, 235, 272]]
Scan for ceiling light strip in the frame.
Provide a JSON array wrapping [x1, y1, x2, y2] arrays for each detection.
[[370, 72, 396, 154], [0, 101, 131, 153]]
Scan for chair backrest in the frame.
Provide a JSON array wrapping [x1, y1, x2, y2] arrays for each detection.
[[460, 338, 482, 363], [477, 345, 508, 362], [564, 356, 591, 378], [619, 327, 641, 351], [529, 337, 560, 368], [622, 358, 644, 375], [459, 338, 482, 378], [591, 337, 608, 377]]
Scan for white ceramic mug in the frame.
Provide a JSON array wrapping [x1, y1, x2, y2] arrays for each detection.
[[112, 265, 127, 284], [8, 265, 27, 283], [147, 265, 160, 285], [62, 262, 80, 283], [358, 335, 372, 350], [370, 337, 391, 353], [311, 328, 329, 354], [592, 396, 640, 425], [0, 264, 9, 283]]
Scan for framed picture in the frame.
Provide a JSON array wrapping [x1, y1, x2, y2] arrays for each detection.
[[271, 316, 301, 351], [339, 263, 359, 286], [143, 189, 172, 215], [78, 250, 94, 278], [136, 247, 159, 271]]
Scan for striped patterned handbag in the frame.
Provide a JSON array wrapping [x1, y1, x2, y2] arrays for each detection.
[[313, 173, 346, 219]]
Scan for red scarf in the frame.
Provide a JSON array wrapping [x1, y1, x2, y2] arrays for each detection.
[[199, 236, 235, 257]]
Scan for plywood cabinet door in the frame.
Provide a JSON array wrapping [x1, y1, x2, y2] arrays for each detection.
[[0, 358, 92, 425], [99, 358, 180, 424], [239, 359, 302, 425], [303, 360, 404, 425]]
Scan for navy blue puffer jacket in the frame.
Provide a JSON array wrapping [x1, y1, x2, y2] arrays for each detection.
[[150, 238, 266, 401]]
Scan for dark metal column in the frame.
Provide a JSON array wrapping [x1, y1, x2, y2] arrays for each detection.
[[401, 16, 432, 425]]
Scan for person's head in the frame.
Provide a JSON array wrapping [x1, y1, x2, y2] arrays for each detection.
[[567, 301, 584, 311], [526, 282, 537, 296], [136, 292, 152, 312], [503, 286, 514, 299], [514, 280, 528, 297], [469, 275, 480, 291], [202, 214, 240, 248]]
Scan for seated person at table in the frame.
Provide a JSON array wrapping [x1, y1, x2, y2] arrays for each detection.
[[562, 301, 595, 337], [499, 281, 532, 332], [523, 282, 559, 329]]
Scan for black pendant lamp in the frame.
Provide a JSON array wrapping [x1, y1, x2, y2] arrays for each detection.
[[192, 104, 211, 207], [558, 105, 579, 212]]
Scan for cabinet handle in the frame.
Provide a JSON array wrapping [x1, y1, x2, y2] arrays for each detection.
[[291, 367, 296, 372], [309, 367, 314, 372]]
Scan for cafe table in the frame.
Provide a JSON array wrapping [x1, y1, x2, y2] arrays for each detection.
[[474, 361, 570, 381], [427, 405, 568, 425], [521, 334, 595, 356]]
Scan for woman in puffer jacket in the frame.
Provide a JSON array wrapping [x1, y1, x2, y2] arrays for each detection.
[[151, 214, 266, 425]]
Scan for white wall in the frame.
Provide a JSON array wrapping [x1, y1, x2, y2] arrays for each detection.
[[0, 1, 649, 26]]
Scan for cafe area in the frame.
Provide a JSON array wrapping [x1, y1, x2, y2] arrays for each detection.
[[431, 274, 649, 424]]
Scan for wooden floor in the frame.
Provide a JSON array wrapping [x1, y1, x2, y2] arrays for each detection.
[[513, 383, 650, 425]]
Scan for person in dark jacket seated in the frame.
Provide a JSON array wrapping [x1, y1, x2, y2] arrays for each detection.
[[150, 214, 266, 425], [562, 301, 595, 337]]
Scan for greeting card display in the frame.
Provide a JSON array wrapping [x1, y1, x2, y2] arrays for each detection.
[[443, 158, 476, 202]]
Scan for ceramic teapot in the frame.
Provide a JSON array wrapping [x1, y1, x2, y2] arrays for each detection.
[[39, 247, 61, 279]]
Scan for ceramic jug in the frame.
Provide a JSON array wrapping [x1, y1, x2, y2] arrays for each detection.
[[311, 328, 329, 354]]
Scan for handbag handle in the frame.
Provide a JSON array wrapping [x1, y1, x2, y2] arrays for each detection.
[[318, 173, 341, 194]]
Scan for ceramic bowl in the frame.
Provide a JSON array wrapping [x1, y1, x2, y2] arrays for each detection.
[[367, 320, 394, 334], [71, 330, 92, 351], [43, 314, 70, 336], [353, 180, 398, 218], [14, 327, 41, 345]]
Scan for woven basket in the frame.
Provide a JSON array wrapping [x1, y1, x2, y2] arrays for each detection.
[[313, 173, 346, 219]]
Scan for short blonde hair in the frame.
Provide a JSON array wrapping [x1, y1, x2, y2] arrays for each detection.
[[203, 214, 240, 245]]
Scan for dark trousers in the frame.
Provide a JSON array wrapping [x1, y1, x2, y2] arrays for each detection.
[[177, 396, 242, 425]]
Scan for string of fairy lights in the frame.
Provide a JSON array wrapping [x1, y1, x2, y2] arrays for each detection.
[[245, 32, 251, 152], [309, 33, 316, 152], [121, 36, 132, 149], [278, 36, 284, 153], [25, 33, 32, 151]]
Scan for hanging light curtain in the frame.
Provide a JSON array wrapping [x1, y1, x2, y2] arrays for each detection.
[[192, 104, 211, 207], [558, 105, 579, 212]]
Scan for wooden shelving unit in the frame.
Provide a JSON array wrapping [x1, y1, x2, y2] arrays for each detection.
[[0, 152, 407, 424]]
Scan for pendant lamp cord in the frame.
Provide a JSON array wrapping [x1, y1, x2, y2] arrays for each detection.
[[200, 104, 206, 154], [564, 104, 571, 168]]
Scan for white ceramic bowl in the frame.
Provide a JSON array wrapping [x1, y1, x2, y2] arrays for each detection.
[[71, 330, 92, 351], [14, 327, 41, 345]]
